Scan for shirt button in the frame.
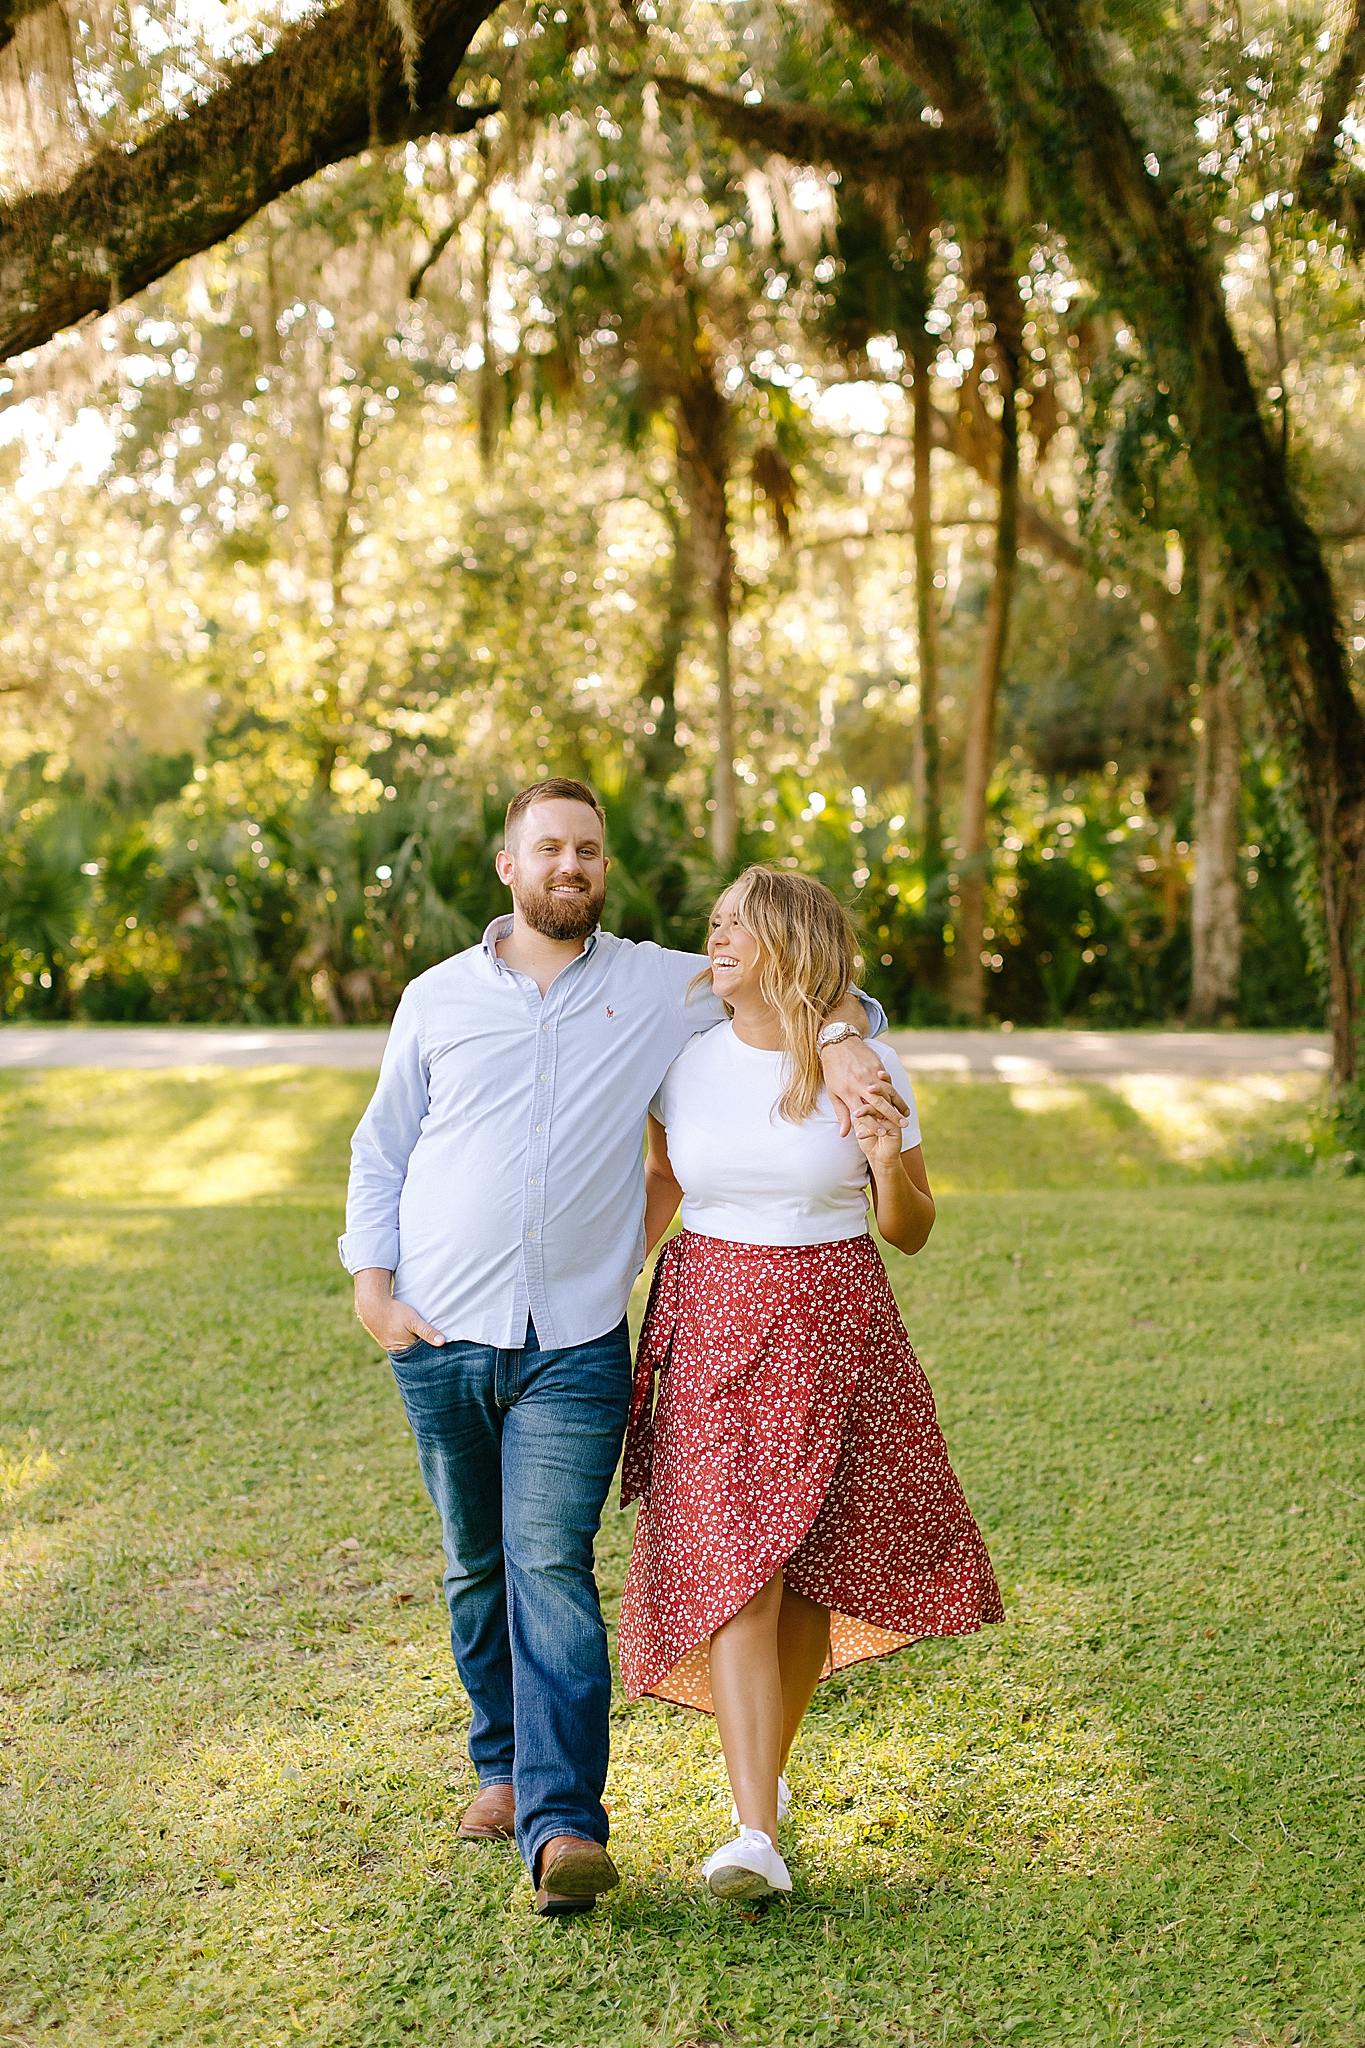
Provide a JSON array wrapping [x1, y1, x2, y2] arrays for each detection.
[[540, 1072, 547, 1080], [526, 1230, 534, 1240], [529, 1178, 537, 1187], [536, 1124, 542, 1133], [541, 1023, 548, 1032]]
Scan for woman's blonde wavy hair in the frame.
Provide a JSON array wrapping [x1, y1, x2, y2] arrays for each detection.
[[693, 865, 858, 1123]]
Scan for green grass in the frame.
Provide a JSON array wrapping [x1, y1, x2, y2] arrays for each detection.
[[1, 1065, 1362, 2048]]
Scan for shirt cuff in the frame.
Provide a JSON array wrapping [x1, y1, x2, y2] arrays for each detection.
[[851, 987, 887, 1038], [338, 1230, 400, 1275]]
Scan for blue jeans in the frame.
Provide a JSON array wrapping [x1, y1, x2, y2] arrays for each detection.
[[387, 1317, 632, 1878]]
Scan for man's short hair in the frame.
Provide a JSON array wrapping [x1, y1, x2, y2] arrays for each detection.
[[504, 778, 607, 848]]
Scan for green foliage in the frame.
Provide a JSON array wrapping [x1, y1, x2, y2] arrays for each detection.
[[0, 748, 1324, 1028], [1239, 752, 1325, 1031]]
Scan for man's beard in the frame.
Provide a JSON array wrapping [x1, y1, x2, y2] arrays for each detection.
[[514, 875, 605, 942]]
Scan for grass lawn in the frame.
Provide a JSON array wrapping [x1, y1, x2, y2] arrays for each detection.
[[1, 1063, 1362, 2048]]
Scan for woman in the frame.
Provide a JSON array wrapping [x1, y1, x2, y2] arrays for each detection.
[[617, 866, 1003, 1903]]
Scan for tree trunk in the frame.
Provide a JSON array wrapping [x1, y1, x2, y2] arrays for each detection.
[[639, 496, 692, 783], [709, 579, 738, 863], [1296, 0, 1365, 258], [673, 330, 738, 863], [477, 181, 499, 474], [0, 0, 497, 357], [314, 387, 369, 791], [910, 343, 943, 869], [1189, 541, 1243, 1024], [951, 233, 1020, 1020]]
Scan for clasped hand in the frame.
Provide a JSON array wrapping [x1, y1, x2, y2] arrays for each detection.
[[852, 1097, 906, 1172], [819, 1033, 910, 1139]]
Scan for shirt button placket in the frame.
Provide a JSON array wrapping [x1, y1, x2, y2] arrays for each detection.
[[525, 1000, 555, 1328]]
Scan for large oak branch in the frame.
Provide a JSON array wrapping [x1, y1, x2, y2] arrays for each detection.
[[823, 0, 987, 128], [653, 73, 995, 182], [0, 0, 498, 359]]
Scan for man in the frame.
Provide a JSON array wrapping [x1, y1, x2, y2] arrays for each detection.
[[339, 778, 903, 1915]]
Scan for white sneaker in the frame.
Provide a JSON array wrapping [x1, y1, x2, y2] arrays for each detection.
[[702, 1827, 793, 1902], [730, 1774, 791, 1828]]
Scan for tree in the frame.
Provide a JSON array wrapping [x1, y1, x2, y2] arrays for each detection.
[[950, 217, 1022, 1020], [0, 0, 501, 357], [995, 0, 1362, 1076], [655, 60, 1048, 1010], [817, 183, 945, 870], [1188, 539, 1242, 1023], [4, 0, 1360, 1052], [528, 85, 818, 861], [814, 0, 1365, 1083]]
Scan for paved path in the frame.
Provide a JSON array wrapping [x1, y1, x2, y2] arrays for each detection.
[[885, 1029, 1331, 1080], [0, 1027, 391, 1070], [0, 1024, 1332, 1079]]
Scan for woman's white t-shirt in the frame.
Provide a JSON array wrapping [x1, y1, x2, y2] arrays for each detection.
[[650, 1023, 921, 1247]]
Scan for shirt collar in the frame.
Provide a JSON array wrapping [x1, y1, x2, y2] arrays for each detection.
[[481, 915, 604, 977]]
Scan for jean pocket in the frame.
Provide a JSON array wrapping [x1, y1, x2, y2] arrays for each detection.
[[388, 1339, 428, 1364]]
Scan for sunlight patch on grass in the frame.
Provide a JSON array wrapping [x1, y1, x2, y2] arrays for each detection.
[[57, 1075, 331, 1206], [0, 1437, 58, 1508], [0, 1067, 372, 1209], [42, 1226, 120, 1267], [917, 1076, 1170, 1192], [793, 1683, 1156, 1889], [1111, 1071, 1322, 1165], [606, 1588, 1161, 1904], [1009, 1082, 1092, 1115], [914, 1071, 1331, 1193]]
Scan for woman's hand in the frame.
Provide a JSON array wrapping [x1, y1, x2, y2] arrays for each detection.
[[853, 1098, 906, 1174]]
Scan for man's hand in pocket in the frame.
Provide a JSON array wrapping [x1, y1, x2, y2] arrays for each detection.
[[353, 1268, 446, 1352]]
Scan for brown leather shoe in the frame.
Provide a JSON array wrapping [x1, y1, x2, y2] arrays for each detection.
[[456, 1782, 516, 1841], [533, 1834, 620, 1917]]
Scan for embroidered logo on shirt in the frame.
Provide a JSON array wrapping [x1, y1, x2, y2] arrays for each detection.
[[606, 1006, 615, 1017]]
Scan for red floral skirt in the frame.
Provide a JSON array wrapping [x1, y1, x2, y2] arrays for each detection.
[[617, 1229, 1003, 1712]]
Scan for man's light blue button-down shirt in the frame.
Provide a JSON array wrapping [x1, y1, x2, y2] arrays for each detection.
[[338, 915, 885, 1351]]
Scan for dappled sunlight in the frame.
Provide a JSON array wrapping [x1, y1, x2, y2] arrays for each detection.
[[915, 1076, 1170, 1193], [0, 1437, 59, 1509], [606, 1585, 1160, 1901], [0, 1067, 370, 1208], [3, 1072, 1362, 2045], [148, 1656, 474, 1888], [1111, 1072, 1322, 1166], [912, 1072, 1329, 1193], [1009, 1082, 1091, 1115], [106, 1091, 325, 1207], [51, 1066, 365, 1206], [2, 1677, 474, 2046], [0, 1464, 94, 1595]]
